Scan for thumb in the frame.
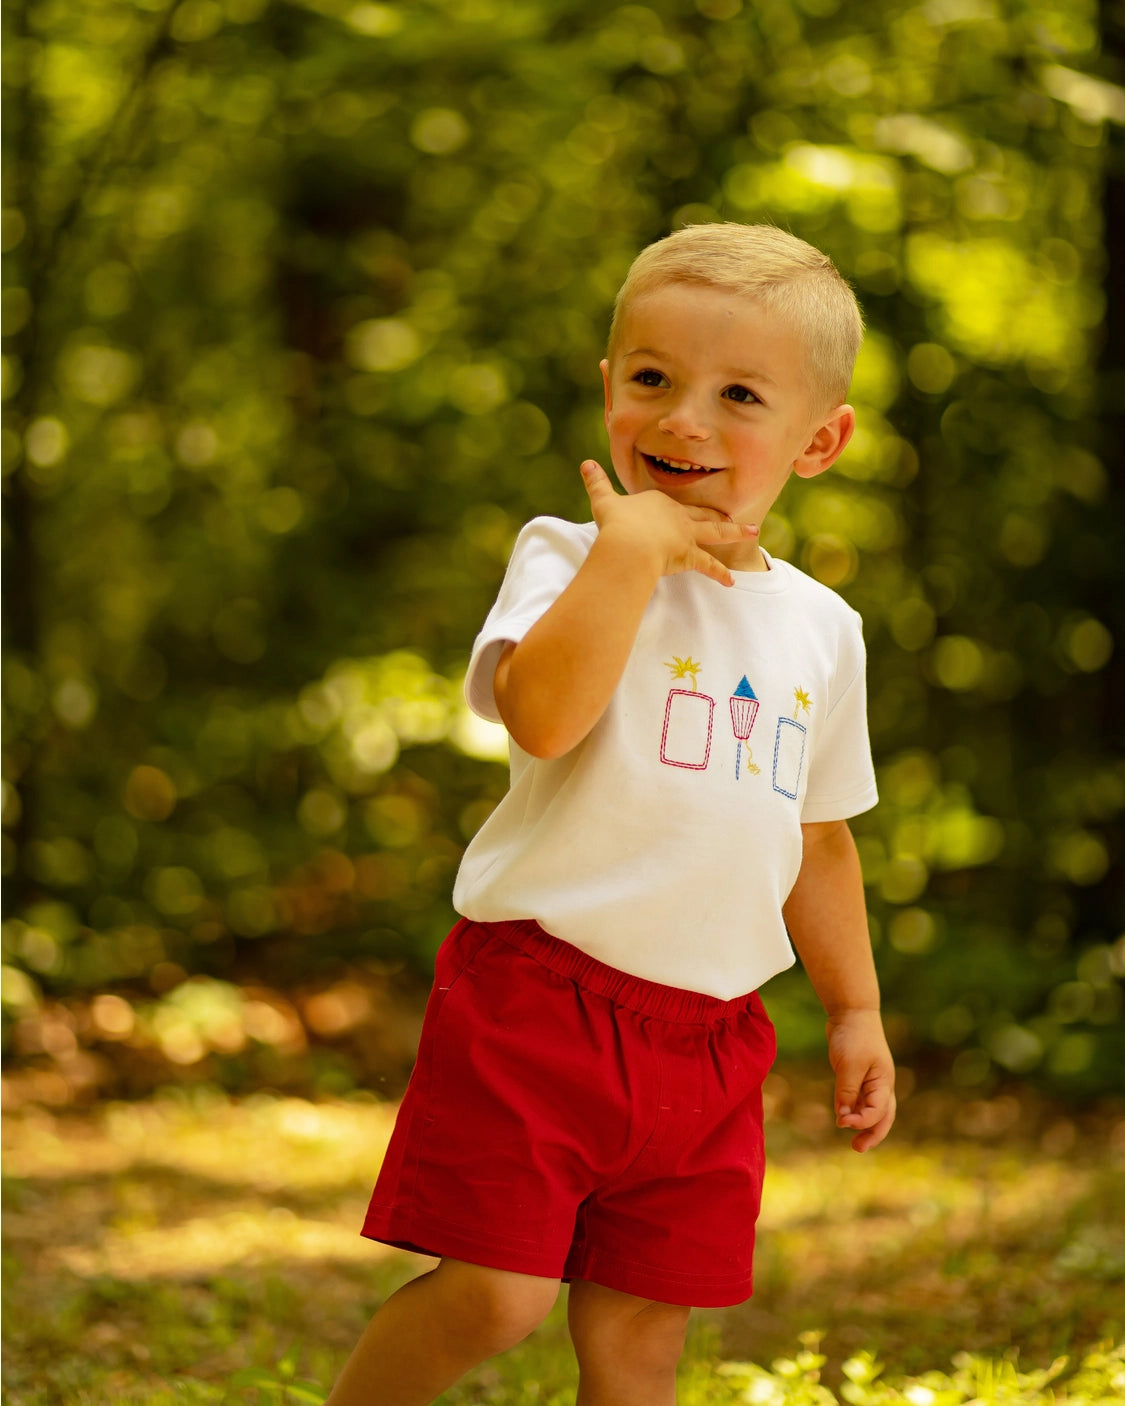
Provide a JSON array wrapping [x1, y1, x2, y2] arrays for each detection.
[[835, 1068, 864, 1121], [580, 459, 619, 508]]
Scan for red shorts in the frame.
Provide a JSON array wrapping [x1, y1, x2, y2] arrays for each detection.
[[362, 918, 776, 1307]]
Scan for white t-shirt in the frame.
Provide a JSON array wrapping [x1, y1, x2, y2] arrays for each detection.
[[452, 516, 878, 999]]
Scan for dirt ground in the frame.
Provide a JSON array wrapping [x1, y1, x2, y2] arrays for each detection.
[[3, 1065, 1123, 1400]]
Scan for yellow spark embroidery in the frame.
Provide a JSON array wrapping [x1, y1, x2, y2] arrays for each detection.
[[665, 656, 703, 691], [793, 686, 813, 718]]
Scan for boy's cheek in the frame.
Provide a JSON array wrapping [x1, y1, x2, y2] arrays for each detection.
[[606, 440, 640, 495]]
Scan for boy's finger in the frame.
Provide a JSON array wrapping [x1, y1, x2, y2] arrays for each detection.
[[696, 519, 759, 545], [838, 1101, 878, 1128], [685, 505, 738, 526], [835, 1080, 864, 1123], [690, 549, 735, 588], [579, 459, 618, 504], [851, 1100, 897, 1152]]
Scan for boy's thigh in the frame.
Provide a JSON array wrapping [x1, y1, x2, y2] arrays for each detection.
[[367, 921, 651, 1268], [429, 1259, 562, 1330], [564, 995, 775, 1308], [425, 931, 642, 1160]]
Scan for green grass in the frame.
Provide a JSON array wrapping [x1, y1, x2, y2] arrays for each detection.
[[3, 1075, 1123, 1404]]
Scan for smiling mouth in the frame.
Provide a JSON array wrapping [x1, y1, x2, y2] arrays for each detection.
[[644, 453, 725, 476]]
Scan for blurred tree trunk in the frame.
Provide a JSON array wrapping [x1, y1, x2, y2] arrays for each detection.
[[4, 0, 44, 914], [1098, 0, 1124, 926], [1, 0, 174, 912]]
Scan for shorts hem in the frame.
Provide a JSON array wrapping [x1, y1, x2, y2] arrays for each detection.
[[566, 1246, 754, 1309], [361, 1206, 569, 1281]]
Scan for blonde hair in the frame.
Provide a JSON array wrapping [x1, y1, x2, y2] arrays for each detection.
[[608, 223, 864, 409]]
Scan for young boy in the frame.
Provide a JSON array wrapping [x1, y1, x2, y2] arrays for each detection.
[[326, 223, 896, 1406]]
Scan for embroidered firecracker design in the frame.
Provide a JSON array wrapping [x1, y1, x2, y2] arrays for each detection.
[[773, 686, 812, 798], [728, 676, 761, 780], [665, 655, 702, 690], [661, 656, 714, 770], [772, 719, 806, 798]]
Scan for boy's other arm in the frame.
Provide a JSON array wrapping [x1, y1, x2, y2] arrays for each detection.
[[493, 461, 756, 759], [782, 818, 896, 1151]]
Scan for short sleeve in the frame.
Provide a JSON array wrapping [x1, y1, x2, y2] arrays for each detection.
[[464, 517, 596, 723], [800, 610, 878, 822]]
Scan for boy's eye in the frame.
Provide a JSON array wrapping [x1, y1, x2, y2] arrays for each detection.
[[632, 368, 667, 387], [724, 383, 759, 404]]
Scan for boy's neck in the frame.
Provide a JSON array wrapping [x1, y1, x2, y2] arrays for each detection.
[[710, 539, 770, 573]]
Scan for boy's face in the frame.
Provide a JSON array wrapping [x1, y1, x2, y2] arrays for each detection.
[[601, 282, 853, 569]]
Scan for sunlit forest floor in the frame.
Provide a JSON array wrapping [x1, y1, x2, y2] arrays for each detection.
[[3, 1069, 1123, 1405]]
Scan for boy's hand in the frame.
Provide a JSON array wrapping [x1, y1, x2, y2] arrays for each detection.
[[580, 459, 757, 587], [826, 1009, 896, 1152]]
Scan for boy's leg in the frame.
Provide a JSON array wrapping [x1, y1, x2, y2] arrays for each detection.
[[325, 1258, 560, 1406], [567, 1279, 691, 1406]]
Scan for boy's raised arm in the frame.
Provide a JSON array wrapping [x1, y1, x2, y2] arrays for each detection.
[[783, 818, 897, 1152], [493, 461, 756, 759]]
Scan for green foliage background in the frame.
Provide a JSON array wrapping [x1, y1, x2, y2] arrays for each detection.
[[3, 0, 1123, 1094]]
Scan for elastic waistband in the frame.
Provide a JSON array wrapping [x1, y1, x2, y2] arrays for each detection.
[[473, 917, 762, 1025]]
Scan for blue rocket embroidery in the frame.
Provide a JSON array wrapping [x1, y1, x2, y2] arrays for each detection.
[[728, 676, 761, 780]]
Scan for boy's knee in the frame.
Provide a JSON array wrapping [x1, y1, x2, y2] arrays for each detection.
[[624, 1302, 691, 1372], [438, 1261, 559, 1354], [569, 1283, 691, 1372]]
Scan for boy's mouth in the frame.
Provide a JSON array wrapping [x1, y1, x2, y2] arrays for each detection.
[[644, 453, 725, 479]]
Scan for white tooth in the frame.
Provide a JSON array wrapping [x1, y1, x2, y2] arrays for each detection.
[[649, 454, 721, 472]]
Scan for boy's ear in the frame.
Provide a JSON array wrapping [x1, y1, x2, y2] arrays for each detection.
[[600, 358, 613, 428], [792, 404, 856, 480]]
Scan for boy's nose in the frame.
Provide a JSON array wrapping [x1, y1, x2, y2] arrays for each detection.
[[658, 395, 711, 440]]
